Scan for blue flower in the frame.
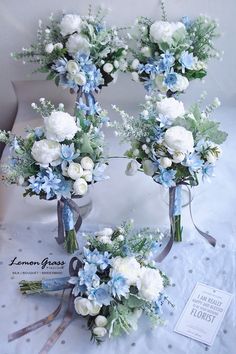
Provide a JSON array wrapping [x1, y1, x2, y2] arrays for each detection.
[[84, 248, 111, 270], [157, 114, 172, 128], [152, 126, 164, 142], [183, 153, 204, 174], [52, 58, 68, 74], [10, 137, 20, 152], [153, 293, 165, 314], [88, 283, 112, 306], [108, 273, 129, 299], [143, 78, 156, 93], [28, 169, 63, 199], [164, 72, 178, 89], [181, 16, 192, 29], [179, 51, 195, 72], [28, 175, 44, 194], [69, 277, 87, 297], [153, 168, 176, 187], [202, 163, 215, 182], [158, 51, 175, 73], [78, 263, 100, 289], [34, 127, 44, 139], [93, 163, 109, 182]]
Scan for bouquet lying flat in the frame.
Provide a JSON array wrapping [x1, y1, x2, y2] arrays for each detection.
[[0, 99, 109, 253], [113, 93, 227, 244], [10, 221, 172, 347], [13, 6, 128, 114], [128, 14, 220, 94]]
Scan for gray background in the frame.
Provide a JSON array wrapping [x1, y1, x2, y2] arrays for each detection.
[[0, 0, 235, 155]]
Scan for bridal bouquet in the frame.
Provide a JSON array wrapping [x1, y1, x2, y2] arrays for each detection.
[[113, 94, 227, 244], [0, 99, 109, 253], [128, 14, 220, 95], [15, 221, 172, 347], [12, 6, 128, 114]]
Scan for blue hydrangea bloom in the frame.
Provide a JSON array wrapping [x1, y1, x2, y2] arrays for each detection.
[[61, 144, 78, 162], [52, 58, 68, 74], [179, 51, 195, 72], [78, 263, 100, 289], [164, 72, 178, 89], [88, 283, 112, 306], [153, 168, 176, 187], [183, 153, 204, 174], [202, 163, 215, 182], [93, 163, 109, 182], [181, 16, 192, 29], [28, 169, 62, 199], [158, 51, 175, 73], [108, 273, 129, 299], [34, 127, 44, 139], [84, 248, 111, 270], [157, 114, 172, 128]]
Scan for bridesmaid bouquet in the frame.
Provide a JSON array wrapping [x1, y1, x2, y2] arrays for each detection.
[[15, 221, 172, 345], [113, 94, 227, 243], [12, 5, 128, 114], [0, 99, 109, 253], [128, 14, 220, 95]]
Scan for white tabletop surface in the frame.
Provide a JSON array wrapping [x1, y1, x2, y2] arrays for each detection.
[[0, 92, 235, 354]]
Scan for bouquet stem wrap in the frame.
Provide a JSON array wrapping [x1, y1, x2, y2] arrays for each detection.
[[169, 185, 182, 242], [56, 197, 82, 254]]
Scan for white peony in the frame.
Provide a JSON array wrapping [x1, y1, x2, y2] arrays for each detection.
[[74, 72, 86, 86], [60, 14, 82, 36], [111, 256, 141, 286], [95, 315, 108, 327], [160, 157, 172, 168], [156, 97, 185, 120], [170, 74, 189, 92], [82, 170, 93, 182], [67, 60, 80, 75], [73, 178, 88, 195], [103, 63, 114, 73], [67, 162, 83, 180], [164, 126, 194, 154], [95, 228, 113, 237], [142, 159, 156, 176], [66, 34, 90, 55], [31, 139, 61, 165], [81, 156, 94, 170], [150, 20, 185, 44], [139, 267, 164, 301], [44, 111, 78, 142], [45, 43, 54, 54], [93, 327, 107, 337], [74, 297, 101, 316], [126, 160, 139, 176]]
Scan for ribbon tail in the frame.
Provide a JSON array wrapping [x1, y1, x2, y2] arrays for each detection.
[[38, 291, 75, 354], [155, 233, 174, 263], [8, 291, 65, 342], [66, 199, 82, 233], [55, 199, 65, 245], [187, 186, 216, 247]]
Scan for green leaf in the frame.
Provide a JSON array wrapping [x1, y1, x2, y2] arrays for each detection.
[[80, 134, 94, 155], [185, 69, 207, 80], [54, 76, 60, 87], [38, 66, 50, 73], [46, 71, 57, 80], [126, 295, 146, 309]]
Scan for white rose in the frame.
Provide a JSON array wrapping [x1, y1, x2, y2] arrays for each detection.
[[172, 152, 185, 163], [73, 178, 88, 195], [126, 160, 139, 176], [74, 72, 87, 86], [95, 315, 108, 327], [31, 139, 61, 165], [131, 59, 140, 70], [67, 162, 83, 180], [156, 97, 185, 120], [111, 256, 141, 286], [44, 111, 78, 142], [141, 46, 151, 57], [131, 72, 139, 82], [74, 297, 92, 316], [45, 43, 54, 53], [170, 74, 189, 92], [93, 327, 107, 337], [89, 302, 101, 316], [103, 63, 113, 73], [82, 170, 93, 182], [139, 267, 164, 301], [66, 34, 90, 55], [164, 126, 194, 154], [60, 14, 82, 36], [142, 159, 156, 176], [54, 42, 63, 50], [67, 60, 79, 75], [95, 228, 113, 237], [81, 156, 94, 170], [150, 21, 185, 44], [160, 157, 172, 168]]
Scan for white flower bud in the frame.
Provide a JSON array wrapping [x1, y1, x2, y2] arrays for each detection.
[[131, 72, 139, 82], [103, 63, 113, 73], [68, 162, 83, 180], [160, 157, 172, 168], [45, 43, 54, 54], [131, 59, 140, 70], [93, 327, 107, 337], [80, 156, 94, 170], [73, 178, 88, 196], [95, 315, 108, 327]]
